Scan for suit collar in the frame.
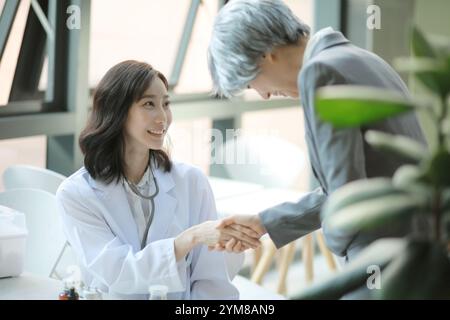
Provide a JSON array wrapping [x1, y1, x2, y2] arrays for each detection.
[[303, 27, 350, 64]]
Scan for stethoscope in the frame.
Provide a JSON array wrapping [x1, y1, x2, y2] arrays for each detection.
[[125, 165, 159, 249]]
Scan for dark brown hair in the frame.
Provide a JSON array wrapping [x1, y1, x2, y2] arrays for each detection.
[[79, 60, 172, 184]]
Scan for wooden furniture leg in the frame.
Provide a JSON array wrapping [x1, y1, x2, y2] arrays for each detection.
[[276, 242, 296, 295], [302, 233, 314, 284], [251, 246, 263, 275], [251, 239, 276, 284], [316, 231, 337, 271]]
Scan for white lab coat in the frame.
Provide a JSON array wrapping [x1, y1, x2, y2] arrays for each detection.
[[56, 161, 243, 299]]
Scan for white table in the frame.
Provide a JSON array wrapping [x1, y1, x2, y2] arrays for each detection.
[[233, 275, 285, 300], [0, 273, 285, 300], [0, 273, 61, 300]]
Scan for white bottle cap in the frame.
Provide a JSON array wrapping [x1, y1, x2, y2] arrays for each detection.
[[83, 287, 103, 300]]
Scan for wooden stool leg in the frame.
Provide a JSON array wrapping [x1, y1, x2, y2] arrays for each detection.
[[251, 240, 277, 284], [276, 242, 296, 295], [302, 234, 314, 284], [251, 246, 263, 275], [316, 231, 337, 271]]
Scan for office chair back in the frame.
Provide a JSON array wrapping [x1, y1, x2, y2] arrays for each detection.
[[3, 165, 66, 194]]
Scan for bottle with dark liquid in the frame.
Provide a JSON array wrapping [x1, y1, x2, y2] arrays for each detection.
[[59, 281, 80, 300]]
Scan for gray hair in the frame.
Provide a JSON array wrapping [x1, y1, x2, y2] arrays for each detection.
[[208, 0, 310, 98]]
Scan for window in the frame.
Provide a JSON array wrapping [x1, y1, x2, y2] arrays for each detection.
[[0, 0, 30, 106], [0, 0, 6, 14], [89, 0, 209, 91]]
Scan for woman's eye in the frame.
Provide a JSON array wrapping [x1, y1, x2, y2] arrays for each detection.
[[143, 101, 154, 107], [164, 101, 171, 108]]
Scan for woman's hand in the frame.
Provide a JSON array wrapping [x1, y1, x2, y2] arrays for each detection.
[[193, 220, 261, 249], [211, 214, 267, 253], [174, 220, 261, 261]]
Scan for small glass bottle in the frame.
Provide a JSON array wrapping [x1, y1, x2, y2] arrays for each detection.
[[148, 285, 168, 300], [58, 280, 79, 300], [67, 286, 80, 300], [58, 284, 70, 300]]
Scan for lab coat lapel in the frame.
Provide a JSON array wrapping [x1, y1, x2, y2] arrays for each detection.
[[146, 167, 177, 244], [88, 176, 141, 250]]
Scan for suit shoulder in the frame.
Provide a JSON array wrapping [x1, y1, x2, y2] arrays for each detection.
[[300, 58, 342, 84]]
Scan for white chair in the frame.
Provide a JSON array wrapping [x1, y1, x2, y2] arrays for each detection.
[[3, 164, 66, 194], [0, 188, 66, 279], [2, 165, 75, 279]]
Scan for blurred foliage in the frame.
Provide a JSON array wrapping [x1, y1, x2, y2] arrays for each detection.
[[294, 27, 450, 300]]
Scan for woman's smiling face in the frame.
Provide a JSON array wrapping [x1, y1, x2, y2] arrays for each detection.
[[123, 77, 172, 152]]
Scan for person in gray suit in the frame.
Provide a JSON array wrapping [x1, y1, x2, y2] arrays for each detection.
[[208, 0, 427, 262]]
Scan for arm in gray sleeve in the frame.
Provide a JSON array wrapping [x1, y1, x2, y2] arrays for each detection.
[[259, 187, 326, 248], [259, 62, 367, 252]]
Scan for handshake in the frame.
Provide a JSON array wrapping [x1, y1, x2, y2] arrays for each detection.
[[207, 214, 267, 253]]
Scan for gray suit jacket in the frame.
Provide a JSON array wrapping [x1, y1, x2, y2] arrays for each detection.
[[259, 30, 427, 258]]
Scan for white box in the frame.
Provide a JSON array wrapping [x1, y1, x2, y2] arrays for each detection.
[[0, 206, 27, 278]]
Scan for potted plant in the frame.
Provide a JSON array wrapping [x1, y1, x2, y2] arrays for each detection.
[[293, 27, 450, 299]]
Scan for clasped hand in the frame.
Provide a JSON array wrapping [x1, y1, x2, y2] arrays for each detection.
[[205, 214, 267, 253]]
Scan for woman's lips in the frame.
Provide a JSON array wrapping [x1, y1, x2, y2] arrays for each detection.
[[147, 129, 166, 137]]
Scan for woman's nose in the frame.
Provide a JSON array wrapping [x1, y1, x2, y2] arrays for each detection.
[[154, 107, 167, 123]]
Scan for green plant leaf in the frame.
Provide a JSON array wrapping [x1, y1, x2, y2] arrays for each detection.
[[393, 165, 427, 187], [315, 86, 415, 128], [416, 71, 450, 99], [425, 148, 450, 188], [408, 28, 450, 97], [325, 193, 426, 234], [378, 240, 450, 299], [365, 130, 427, 163], [321, 178, 399, 221], [420, 79, 449, 99], [292, 239, 407, 300], [394, 57, 443, 73], [394, 57, 450, 97], [442, 118, 450, 136], [427, 34, 450, 56], [412, 27, 437, 58], [443, 190, 450, 212], [392, 165, 432, 199]]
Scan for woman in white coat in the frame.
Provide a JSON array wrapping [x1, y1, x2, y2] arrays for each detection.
[[56, 60, 261, 299]]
